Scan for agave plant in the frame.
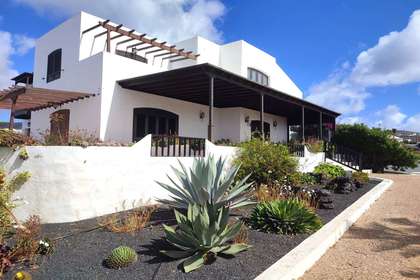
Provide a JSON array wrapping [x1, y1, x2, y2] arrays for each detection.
[[249, 199, 323, 235], [161, 203, 251, 273], [157, 156, 254, 210]]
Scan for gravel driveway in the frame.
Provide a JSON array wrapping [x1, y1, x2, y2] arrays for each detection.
[[301, 173, 420, 280]]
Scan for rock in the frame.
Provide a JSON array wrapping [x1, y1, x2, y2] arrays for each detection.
[[319, 202, 334, 209], [319, 196, 333, 203]]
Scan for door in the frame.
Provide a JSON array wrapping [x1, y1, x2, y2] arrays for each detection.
[[50, 109, 70, 144], [251, 120, 270, 140], [133, 108, 179, 142]]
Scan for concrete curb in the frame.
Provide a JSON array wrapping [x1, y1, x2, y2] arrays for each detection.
[[254, 178, 394, 280]]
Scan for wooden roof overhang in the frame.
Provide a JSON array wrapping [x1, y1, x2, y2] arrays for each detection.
[[82, 20, 200, 63], [0, 86, 94, 111], [118, 64, 340, 125]]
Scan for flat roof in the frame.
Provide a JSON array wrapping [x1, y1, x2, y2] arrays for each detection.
[[118, 63, 340, 124]]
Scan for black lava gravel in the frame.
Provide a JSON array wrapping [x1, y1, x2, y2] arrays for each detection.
[[9, 179, 381, 280]]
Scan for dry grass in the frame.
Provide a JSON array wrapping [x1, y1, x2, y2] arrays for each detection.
[[233, 223, 249, 244], [254, 184, 286, 202], [99, 206, 157, 234], [12, 215, 41, 263]]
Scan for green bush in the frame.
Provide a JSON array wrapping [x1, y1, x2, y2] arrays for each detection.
[[249, 199, 323, 234], [352, 171, 369, 187], [333, 124, 418, 172], [288, 172, 319, 187], [306, 138, 324, 153], [313, 163, 345, 180], [234, 139, 298, 185], [0, 169, 31, 242]]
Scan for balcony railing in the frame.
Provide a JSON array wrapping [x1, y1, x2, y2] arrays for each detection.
[[151, 135, 206, 157]]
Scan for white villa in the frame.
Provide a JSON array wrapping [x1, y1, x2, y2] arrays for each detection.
[[1, 11, 338, 146], [0, 12, 345, 223]]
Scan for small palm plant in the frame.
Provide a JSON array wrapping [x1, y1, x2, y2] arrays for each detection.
[[161, 204, 251, 273], [249, 199, 323, 235], [157, 156, 254, 210]]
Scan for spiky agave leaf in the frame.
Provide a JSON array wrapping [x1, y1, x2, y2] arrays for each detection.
[[161, 204, 251, 273], [156, 156, 255, 210]]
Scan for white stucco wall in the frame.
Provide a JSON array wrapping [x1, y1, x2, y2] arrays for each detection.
[[2, 137, 239, 223], [29, 11, 303, 144], [298, 146, 326, 172]]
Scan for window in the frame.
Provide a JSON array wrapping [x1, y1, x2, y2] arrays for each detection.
[[133, 108, 179, 142], [247, 68, 269, 86], [47, 49, 62, 83]]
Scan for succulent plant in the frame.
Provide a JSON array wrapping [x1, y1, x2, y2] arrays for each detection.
[[157, 156, 254, 211], [249, 199, 323, 235], [14, 271, 32, 280], [161, 203, 251, 273], [105, 246, 138, 269]]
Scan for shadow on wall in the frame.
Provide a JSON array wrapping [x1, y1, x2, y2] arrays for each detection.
[[347, 217, 420, 279], [0, 148, 24, 173]]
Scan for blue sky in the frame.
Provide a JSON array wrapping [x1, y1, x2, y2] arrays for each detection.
[[0, 0, 419, 131]]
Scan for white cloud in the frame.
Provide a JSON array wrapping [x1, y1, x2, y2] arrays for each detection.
[[0, 31, 18, 89], [375, 105, 407, 129], [306, 66, 370, 114], [306, 9, 420, 120], [338, 116, 363, 125], [373, 105, 420, 132], [0, 31, 36, 89], [351, 10, 420, 87], [14, 0, 226, 43], [13, 34, 36, 55]]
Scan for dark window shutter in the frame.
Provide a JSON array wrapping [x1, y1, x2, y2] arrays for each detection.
[[47, 49, 62, 83]]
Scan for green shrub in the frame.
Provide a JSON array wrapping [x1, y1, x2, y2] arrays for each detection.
[[18, 148, 29, 160], [161, 204, 251, 273], [313, 163, 345, 180], [157, 156, 254, 210], [352, 171, 369, 187], [105, 246, 138, 269], [306, 138, 324, 153], [288, 172, 319, 187], [0, 169, 31, 242], [333, 124, 418, 172], [234, 139, 298, 185], [249, 199, 323, 234]]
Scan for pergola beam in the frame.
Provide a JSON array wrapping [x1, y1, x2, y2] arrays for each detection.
[[98, 21, 198, 60]]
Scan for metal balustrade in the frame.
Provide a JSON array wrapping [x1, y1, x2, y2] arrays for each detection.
[[151, 135, 206, 157]]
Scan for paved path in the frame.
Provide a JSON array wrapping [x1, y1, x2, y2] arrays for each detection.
[[301, 174, 420, 280]]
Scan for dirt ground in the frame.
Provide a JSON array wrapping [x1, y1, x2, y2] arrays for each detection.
[[301, 173, 420, 280]]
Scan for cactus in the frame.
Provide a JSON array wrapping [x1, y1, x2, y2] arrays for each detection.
[[14, 271, 32, 280], [105, 246, 138, 269]]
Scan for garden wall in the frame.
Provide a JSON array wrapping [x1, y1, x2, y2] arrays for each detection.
[[298, 146, 325, 173], [0, 135, 239, 224]]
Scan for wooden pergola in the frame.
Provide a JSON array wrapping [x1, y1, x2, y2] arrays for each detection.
[[82, 20, 200, 63], [0, 86, 94, 130]]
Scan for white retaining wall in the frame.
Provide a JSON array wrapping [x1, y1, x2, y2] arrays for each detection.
[[298, 146, 325, 173], [1, 136, 238, 224]]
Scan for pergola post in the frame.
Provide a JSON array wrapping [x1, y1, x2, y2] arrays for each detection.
[[106, 29, 111, 52], [301, 106, 305, 143], [260, 93, 265, 140], [9, 96, 17, 130], [208, 75, 214, 141], [319, 111, 323, 140]]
